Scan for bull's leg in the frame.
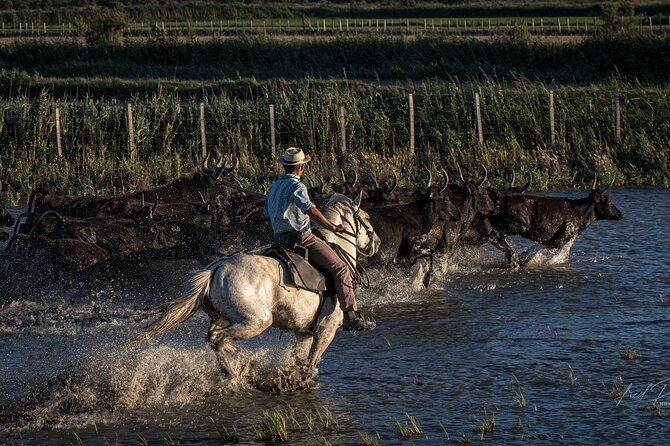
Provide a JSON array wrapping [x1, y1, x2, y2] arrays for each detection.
[[210, 319, 272, 378], [423, 252, 436, 288], [489, 234, 518, 267]]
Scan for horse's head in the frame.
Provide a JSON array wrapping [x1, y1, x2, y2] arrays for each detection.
[[323, 193, 381, 259]]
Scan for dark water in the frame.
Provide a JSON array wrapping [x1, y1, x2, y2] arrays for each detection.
[[1, 187, 669, 445]]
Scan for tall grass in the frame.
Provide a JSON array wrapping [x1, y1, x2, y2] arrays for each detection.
[[0, 79, 668, 197]]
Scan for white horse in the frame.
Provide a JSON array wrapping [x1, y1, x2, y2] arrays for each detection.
[[129, 193, 380, 385]]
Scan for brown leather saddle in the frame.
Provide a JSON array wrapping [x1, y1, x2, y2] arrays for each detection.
[[262, 244, 331, 293]]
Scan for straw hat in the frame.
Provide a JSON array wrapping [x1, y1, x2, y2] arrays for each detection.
[[277, 147, 311, 165]]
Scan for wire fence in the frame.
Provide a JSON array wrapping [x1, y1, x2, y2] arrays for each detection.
[[1, 16, 670, 39], [1, 84, 668, 194]]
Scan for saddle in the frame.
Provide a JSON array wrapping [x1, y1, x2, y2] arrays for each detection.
[[262, 244, 330, 294]]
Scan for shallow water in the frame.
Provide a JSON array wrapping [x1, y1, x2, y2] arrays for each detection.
[[1, 187, 669, 445]]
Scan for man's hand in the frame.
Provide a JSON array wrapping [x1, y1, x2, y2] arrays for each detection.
[[306, 206, 346, 233]]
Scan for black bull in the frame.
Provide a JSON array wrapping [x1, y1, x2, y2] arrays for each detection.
[[366, 189, 461, 265], [480, 186, 624, 265]]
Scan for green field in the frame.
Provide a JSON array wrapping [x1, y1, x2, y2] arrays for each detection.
[[0, 1, 669, 198]]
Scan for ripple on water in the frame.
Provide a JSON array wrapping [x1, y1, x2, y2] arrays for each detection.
[[1, 187, 669, 444]]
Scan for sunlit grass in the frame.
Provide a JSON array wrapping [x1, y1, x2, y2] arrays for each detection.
[[255, 410, 289, 443], [393, 413, 422, 437], [1, 79, 668, 198], [471, 409, 496, 441]]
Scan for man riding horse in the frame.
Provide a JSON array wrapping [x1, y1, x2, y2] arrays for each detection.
[[264, 147, 376, 332]]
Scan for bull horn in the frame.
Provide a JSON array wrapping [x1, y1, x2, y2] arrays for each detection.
[[592, 174, 598, 190], [351, 170, 358, 188], [218, 158, 239, 179], [456, 163, 466, 184], [388, 172, 398, 194], [475, 165, 488, 188], [262, 185, 268, 195], [604, 177, 614, 192], [518, 172, 532, 193], [363, 171, 379, 189], [340, 168, 347, 184], [200, 153, 210, 175], [198, 191, 207, 204], [233, 178, 247, 197], [307, 177, 315, 188], [319, 177, 325, 194], [440, 168, 450, 194], [509, 170, 516, 189], [424, 168, 433, 192]]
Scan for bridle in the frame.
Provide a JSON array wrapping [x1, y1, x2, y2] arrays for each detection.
[[334, 206, 377, 258], [318, 204, 377, 289]]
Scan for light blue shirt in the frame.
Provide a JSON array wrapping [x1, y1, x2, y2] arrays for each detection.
[[264, 174, 314, 234]]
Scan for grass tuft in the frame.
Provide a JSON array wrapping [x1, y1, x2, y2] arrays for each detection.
[[255, 409, 289, 443], [393, 413, 422, 437], [621, 347, 640, 360], [512, 374, 527, 409], [471, 409, 496, 441], [607, 376, 625, 399], [358, 432, 380, 446], [209, 416, 239, 443]]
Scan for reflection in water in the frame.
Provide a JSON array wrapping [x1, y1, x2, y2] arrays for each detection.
[[1, 187, 669, 444]]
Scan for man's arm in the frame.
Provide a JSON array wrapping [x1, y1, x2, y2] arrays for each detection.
[[306, 206, 344, 233]]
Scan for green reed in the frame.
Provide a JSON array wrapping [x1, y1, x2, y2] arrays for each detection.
[[1, 79, 668, 197]]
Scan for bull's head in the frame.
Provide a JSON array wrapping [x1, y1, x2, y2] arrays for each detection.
[[332, 169, 359, 197], [591, 178, 624, 221], [363, 171, 399, 207]]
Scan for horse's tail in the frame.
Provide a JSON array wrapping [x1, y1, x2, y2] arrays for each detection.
[[126, 269, 213, 344]]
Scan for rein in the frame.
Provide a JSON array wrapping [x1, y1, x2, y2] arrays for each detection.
[[315, 208, 374, 289], [328, 241, 370, 289]]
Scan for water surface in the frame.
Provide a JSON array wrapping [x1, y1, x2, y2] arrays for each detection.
[[1, 187, 669, 445]]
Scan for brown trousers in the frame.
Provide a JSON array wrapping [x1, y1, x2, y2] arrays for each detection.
[[274, 231, 357, 313]]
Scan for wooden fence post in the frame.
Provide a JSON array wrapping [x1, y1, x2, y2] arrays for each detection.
[[615, 92, 621, 142], [200, 102, 207, 158], [549, 90, 556, 146], [475, 93, 483, 143], [339, 106, 347, 155], [408, 93, 415, 157], [127, 103, 136, 161], [269, 104, 276, 158], [55, 107, 62, 158]]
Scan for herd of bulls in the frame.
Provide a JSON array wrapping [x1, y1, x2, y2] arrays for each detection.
[[0, 158, 624, 282]]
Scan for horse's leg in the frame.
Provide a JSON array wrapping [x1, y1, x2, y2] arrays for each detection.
[[305, 308, 343, 372], [211, 319, 272, 378], [292, 332, 314, 363]]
